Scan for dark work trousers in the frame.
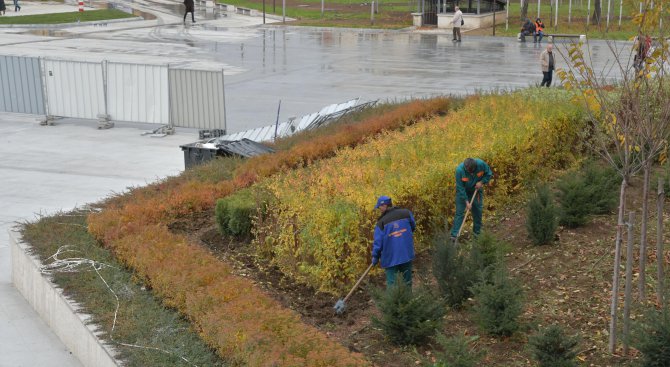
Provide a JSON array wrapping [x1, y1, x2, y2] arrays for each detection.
[[184, 10, 195, 22], [385, 261, 412, 288], [541, 70, 553, 87], [453, 27, 461, 41]]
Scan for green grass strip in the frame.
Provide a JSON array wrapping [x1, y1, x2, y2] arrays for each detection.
[[21, 211, 227, 367], [0, 9, 135, 24]]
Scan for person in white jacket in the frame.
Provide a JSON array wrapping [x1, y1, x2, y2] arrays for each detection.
[[452, 6, 463, 42]]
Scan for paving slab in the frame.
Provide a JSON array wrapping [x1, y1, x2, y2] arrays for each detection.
[[0, 114, 198, 367]]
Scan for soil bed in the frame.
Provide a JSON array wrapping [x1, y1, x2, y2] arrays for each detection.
[[168, 176, 662, 366]]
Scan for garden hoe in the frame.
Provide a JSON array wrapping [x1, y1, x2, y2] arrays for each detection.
[[454, 188, 479, 243], [333, 263, 374, 315]]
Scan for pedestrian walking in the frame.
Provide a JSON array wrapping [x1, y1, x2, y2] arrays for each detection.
[[183, 0, 195, 23], [13, 0, 19, 11], [534, 18, 545, 43], [450, 158, 493, 242], [371, 195, 416, 288], [540, 43, 555, 87], [451, 6, 463, 42], [0, 0, 6, 16]]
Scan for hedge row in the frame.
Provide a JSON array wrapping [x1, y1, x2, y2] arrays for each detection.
[[88, 98, 458, 365], [254, 89, 587, 293]]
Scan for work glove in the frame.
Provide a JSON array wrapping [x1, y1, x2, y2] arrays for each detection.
[[372, 257, 379, 266]]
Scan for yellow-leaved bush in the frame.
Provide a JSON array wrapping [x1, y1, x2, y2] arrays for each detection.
[[86, 99, 462, 366], [255, 90, 587, 293]]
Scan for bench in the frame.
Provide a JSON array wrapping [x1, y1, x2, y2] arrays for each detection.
[[236, 6, 252, 15]]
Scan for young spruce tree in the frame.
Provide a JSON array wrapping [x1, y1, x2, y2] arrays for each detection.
[[528, 324, 579, 367], [372, 280, 446, 345], [526, 184, 558, 246]]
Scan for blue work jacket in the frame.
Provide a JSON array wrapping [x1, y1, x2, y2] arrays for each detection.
[[372, 207, 416, 268]]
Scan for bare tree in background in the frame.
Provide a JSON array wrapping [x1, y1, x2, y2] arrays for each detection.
[[593, 0, 602, 24], [557, 0, 669, 354], [521, 0, 530, 19]]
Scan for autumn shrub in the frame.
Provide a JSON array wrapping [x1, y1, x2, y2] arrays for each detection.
[[632, 306, 670, 367], [372, 281, 446, 345], [257, 89, 586, 293], [556, 161, 618, 228], [86, 98, 459, 366], [528, 324, 579, 367], [471, 263, 524, 337], [526, 184, 558, 246], [215, 188, 271, 238], [432, 332, 484, 367], [233, 97, 456, 186]]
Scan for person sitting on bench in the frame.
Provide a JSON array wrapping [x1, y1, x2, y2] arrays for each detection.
[[534, 18, 545, 43], [519, 18, 535, 42]]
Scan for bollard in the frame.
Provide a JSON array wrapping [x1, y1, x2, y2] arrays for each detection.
[[78, 0, 84, 12]]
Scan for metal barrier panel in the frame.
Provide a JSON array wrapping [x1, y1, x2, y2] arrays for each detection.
[[43, 59, 105, 120], [0, 56, 45, 115], [107, 62, 169, 124], [169, 69, 226, 131]]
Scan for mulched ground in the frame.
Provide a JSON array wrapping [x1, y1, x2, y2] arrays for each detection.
[[167, 173, 667, 366]]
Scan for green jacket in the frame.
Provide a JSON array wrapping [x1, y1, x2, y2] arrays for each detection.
[[455, 158, 493, 201]]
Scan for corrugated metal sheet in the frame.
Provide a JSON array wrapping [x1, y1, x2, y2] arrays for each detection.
[[106, 62, 169, 124], [221, 98, 363, 143], [43, 59, 105, 119], [169, 69, 226, 130], [0, 56, 45, 115], [217, 139, 274, 158]]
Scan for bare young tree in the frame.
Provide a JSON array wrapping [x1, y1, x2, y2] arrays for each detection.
[[557, 0, 669, 353], [593, 0, 602, 24], [521, 0, 530, 19]]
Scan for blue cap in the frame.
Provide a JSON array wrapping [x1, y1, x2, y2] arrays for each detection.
[[375, 195, 392, 209]]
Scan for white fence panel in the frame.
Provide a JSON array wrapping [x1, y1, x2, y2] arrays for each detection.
[[169, 69, 226, 131], [106, 62, 169, 124], [0, 56, 45, 115], [43, 59, 105, 120]]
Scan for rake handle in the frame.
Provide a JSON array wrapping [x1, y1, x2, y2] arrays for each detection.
[[343, 263, 374, 303], [456, 188, 479, 239]]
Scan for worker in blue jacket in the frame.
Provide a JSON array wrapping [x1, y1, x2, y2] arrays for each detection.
[[371, 195, 416, 288], [450, 158, 493, 241]]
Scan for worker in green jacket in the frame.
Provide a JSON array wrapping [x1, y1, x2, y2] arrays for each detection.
[[450, 158, 493, 241]]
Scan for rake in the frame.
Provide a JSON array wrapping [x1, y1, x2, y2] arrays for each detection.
[[455, 188, 479, 241], [333, 263, 374, 315]]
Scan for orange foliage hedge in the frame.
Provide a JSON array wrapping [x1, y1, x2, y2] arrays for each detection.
[[87, 98, 457, 365]]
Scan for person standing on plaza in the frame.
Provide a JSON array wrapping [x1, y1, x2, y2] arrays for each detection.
[[450, 158, 493, 242], [452, 6, 463, 42], [540, 43, 555, 87], [183, 0, 195, 23], [0, 0, 6, 16], [371, 195, 416, 288]]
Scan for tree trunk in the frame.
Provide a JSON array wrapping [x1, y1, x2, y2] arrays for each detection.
[[639, 161, 651, 300], [623, 211, 635, 355], [657, 177, 665, 306], [592, 0, 601, 23], [609, 178, 627, 353], [521, 0, 529, 19]]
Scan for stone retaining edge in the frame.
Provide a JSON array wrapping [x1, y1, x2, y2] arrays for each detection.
[[9, 230, 119, 367]]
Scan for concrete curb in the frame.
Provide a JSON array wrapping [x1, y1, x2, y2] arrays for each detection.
[[0, 16, 144, 29], [9, 230, 119, 367]]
